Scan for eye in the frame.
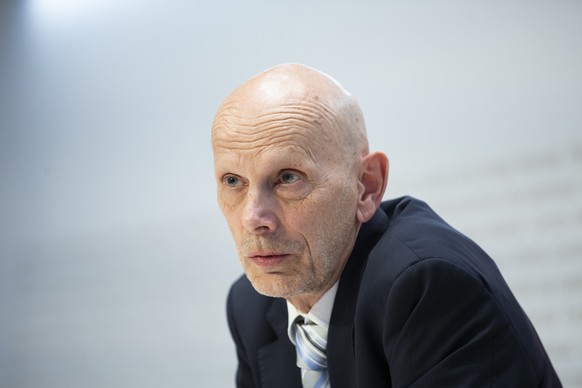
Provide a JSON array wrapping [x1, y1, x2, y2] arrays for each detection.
[[222, 174, 241, 187], [279, 170, 300, 184]]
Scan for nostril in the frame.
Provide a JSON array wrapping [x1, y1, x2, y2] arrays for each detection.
[[254, 225, 271, 233]]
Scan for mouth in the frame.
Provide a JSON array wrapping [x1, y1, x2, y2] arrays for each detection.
[[247, 253, 292, 267]]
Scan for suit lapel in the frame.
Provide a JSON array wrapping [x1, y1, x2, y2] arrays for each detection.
[[258, 298, 302, 388], [327, 209, 389, 388]]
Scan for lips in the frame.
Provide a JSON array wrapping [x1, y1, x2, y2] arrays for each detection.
[[247, 253, 291, 267]]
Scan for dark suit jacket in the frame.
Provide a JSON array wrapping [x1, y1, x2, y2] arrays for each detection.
[[226, 197, 561, 387]]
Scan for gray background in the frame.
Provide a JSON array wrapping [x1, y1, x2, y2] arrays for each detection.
[[1, 0, 581, 386]]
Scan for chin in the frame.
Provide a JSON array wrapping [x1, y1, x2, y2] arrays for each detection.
[[247, 273, 305, 298]]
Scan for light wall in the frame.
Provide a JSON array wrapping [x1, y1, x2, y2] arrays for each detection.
[[1, 1, 581, 386]]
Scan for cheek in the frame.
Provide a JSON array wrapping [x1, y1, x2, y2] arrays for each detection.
[[310, 186, 358, 238], [218, 187, 244, 214], [218, 198, 243, 236], [292, 190, 352, 238]]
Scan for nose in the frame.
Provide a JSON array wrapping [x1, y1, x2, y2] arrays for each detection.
[[241, 188, 278, 234]]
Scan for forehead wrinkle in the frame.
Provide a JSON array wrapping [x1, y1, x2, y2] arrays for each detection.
[[213, 124, 316, 156], [257, 99, 340, 142], [213, 99, 341, 153]]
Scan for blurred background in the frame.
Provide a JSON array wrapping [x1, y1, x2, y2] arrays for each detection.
[[1, 0, 581, 386]]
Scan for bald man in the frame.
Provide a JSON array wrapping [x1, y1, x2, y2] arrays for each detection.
[[211, 64, 560, 387]]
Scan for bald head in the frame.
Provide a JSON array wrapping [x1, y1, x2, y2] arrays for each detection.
[[212, 64, 369, 165]]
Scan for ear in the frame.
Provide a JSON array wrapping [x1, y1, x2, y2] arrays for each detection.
[[356, 152, 389, 223]]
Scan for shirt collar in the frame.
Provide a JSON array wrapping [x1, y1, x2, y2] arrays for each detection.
[[286, 282, 339, 344]]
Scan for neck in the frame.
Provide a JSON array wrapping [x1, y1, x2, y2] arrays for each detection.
[[289, 224, 361, 314]]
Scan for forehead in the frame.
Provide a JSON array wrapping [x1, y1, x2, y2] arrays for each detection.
[[212, 99, 338, 162]]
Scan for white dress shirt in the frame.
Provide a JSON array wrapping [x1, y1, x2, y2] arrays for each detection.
[[286, 282, 339, 345]]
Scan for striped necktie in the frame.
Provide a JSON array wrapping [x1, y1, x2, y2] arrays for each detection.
[[293, 317, 330, 388]]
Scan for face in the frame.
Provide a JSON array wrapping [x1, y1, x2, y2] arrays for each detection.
[[213, 100, 361, 302]]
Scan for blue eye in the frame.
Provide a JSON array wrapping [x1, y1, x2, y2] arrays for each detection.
[[223, 175, 240, 187], [280, 171, 300, 184]]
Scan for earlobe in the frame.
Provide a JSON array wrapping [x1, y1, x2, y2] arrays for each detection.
[[356, 152, 389, 223]]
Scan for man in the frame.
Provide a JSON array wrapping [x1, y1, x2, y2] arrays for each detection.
[[211, 64, 560, 387]]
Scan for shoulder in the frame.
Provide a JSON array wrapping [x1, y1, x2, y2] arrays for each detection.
[[356, 197, 515, 344], [357, 196, 504, 315], [351, 198, 560, 385], [365, 196, 495, 284]]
